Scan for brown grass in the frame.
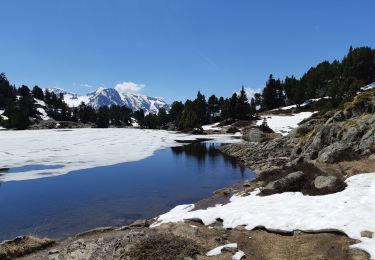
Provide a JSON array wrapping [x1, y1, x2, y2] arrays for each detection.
[[0, 236, 55, 260]]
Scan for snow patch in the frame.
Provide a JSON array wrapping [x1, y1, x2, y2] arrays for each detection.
[[0, 109, 8, 120], [34, 99, 46, 107], [202, 122, 222, 131], [206, 243, 237, 256], [271, 97, 330, 111], [152, 172, 375, 258], [131, 117, 139, 127], [362, 82, 375, 91], [232, 250, 245, 260], [36, 108, 50, 120], [0, 129, 241, 182], [257, 111, 315, 135]]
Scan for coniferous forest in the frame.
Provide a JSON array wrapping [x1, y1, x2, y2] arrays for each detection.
[[1, 46, 374, 130]]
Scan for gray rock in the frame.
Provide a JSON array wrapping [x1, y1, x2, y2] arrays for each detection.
[[359, 128, 375, 153], [48, 249, 59, 255], [326, 111, 345, 124], [226, 127, 240, 134], [318, 141, 352, 163], [369, 154, 375, 160], [213, 188, 233, 196], [129, 219, 149, 228], [184, 218, 204, 225], [242, 127, 266, 143], [263, 171, 305, 194], [314, 176, 338, 190], [360, 230, 373, 238]]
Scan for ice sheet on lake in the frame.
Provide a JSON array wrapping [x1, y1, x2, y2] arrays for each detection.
[[0, 128, 240, 182]]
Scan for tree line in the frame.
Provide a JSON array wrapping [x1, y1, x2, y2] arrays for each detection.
[[260, 46, 375, 110], [1, 46, 374, 130], [0, 75, 133, 129]]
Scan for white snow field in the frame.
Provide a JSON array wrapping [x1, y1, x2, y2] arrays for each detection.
[[257, 111, 315, 135], [0, 128, 240, 182], [152, 172, 375, 258]]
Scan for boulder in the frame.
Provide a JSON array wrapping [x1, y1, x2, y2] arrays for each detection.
[[129, 219, 149, 228], [360, 230, 373, 238], [313, 175, 346, 194], [326, 111, 345, 124], [192, 127, 203, 135], [317, 141, 352, 163], [226, 127, 240, 134], [359, 128, 375, 154], [213, 188, 233, 196], [262, 171, 305, 195], [242, 127, 266, 143], [314, 176, 338, 190]]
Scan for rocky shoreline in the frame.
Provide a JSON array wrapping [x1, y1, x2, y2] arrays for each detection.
[[1, 90, 374, 259]]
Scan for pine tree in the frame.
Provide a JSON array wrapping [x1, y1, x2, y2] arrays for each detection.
[[157, 108, 169, 128], [193, 91, 208, 125], [32, 86, 44, 100], [236, 86, 251, 119]]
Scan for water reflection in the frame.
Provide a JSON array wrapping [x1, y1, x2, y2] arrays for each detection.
[[171, 143, 246, 175], [0, 142, 253, 240]]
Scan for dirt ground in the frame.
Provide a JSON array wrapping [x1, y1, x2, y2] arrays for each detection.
[[9, 222, 369, 260]]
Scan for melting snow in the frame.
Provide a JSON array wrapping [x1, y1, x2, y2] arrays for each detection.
[[232, 250, 245, 260], [202, 122, 222, 131], [0, 109, 8, 120], [272, 97, 330, 111], [362, 82, 375, 91], [257, 111, 315, 135], [152, 172, 375, 258], [0, 128, 240, 182], [206, 243, 237, 256], [36, 107, 50, 120]]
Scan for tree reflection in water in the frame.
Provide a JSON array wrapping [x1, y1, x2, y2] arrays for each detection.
[[171, 142, 246, 176]]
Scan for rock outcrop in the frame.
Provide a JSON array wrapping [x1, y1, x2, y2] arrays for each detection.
[[221, 89, 375, 175]]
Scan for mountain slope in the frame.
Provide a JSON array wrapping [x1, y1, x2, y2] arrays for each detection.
[[47, 88, 170, 114]]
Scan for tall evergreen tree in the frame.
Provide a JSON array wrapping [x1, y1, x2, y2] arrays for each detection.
[[32, 86, 44, 100], [236, 86, 251, 119]]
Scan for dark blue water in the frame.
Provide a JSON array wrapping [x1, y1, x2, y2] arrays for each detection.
[[0, 143, 254, 240]]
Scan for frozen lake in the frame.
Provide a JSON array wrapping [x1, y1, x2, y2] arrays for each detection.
[[0, 129, 253, 240]]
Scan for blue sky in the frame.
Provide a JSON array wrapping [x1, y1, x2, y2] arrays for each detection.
[[1, 0, 374, 102]]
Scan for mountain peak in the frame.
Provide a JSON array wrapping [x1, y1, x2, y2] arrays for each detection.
[[49, 87, 170, 114]]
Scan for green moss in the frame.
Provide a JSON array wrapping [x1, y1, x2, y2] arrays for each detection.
[[344, 90, 375, 110], [295, 125, 312, 138]]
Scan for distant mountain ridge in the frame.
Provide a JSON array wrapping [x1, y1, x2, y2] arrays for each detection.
[[47, 87, 170, 114]]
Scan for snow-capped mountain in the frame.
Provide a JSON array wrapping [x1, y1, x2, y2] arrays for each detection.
[[47, 88, 170, 114]]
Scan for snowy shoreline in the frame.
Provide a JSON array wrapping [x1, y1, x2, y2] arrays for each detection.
[[152, 172, 375, 258], [0, 128, 241, 182]]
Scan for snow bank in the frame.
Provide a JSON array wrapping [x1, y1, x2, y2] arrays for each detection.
[[152, 172, 375, 258], [257, 111, 315, 135], [0, 128, 240, 182], [202, 122, 222, 131]]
